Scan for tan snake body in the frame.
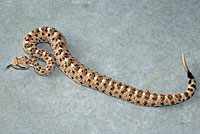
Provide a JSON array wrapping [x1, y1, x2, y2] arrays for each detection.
[[9, 26, 196, 107]]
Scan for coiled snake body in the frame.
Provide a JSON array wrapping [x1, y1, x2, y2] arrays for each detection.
[[9, 27, 196, 107]]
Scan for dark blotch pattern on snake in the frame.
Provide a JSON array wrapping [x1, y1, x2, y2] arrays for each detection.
[[9, 27, 196, 107]]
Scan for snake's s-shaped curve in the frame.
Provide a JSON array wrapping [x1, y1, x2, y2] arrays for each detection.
[[8, 27, 196, 107]]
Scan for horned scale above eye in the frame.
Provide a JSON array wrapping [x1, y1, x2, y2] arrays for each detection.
[[9, 26, 196, 107]]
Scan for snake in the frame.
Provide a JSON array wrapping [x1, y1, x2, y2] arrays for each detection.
[[8, 26, 196, 107]]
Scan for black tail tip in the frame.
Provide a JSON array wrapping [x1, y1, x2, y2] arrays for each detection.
[[187, 71, 194, 79]]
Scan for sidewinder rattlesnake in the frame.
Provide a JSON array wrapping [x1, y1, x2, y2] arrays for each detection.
[[8, 27, 196, 107]]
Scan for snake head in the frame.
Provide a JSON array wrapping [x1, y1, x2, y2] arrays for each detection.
[[9, 56, 30, 69]]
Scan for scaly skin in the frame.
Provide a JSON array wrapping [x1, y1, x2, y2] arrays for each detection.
[[9, 26, 196, 107]]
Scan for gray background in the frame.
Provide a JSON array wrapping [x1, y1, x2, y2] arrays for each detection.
[[0, 0, 200, 133]]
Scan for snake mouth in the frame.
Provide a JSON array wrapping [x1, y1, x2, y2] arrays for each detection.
[[16, 64, 26, 69], [6, 64, 26, 70]]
